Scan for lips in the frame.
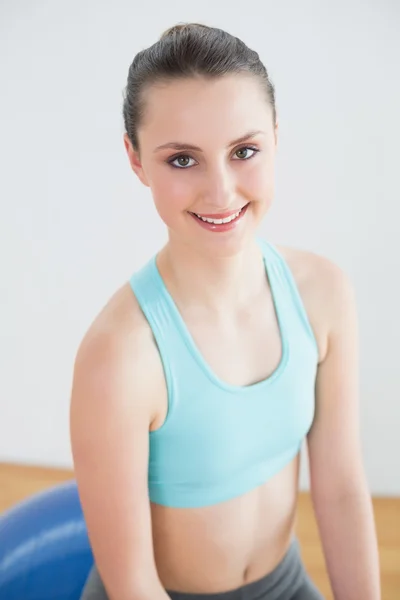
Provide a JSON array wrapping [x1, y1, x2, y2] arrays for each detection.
[[191, 204, 248, 219], [188, 202, 250, 232]]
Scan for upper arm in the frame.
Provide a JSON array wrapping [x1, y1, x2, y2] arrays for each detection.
[[307, 259, 367, 501], [70, 325, 161, 598]]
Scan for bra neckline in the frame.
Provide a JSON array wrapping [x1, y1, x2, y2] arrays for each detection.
[[150, 238, 290, 394]]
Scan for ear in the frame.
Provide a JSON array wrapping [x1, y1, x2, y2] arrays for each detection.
[[123, 134, 150, 187], [274, 119, 279, 148]]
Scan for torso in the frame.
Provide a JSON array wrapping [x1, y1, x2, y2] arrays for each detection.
[[97, 243, 329, 594]]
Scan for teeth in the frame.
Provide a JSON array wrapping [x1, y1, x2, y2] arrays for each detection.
[[195, 206, 244, 224]]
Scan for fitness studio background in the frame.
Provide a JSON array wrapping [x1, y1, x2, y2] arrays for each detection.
[[1, 2, 399, 498]]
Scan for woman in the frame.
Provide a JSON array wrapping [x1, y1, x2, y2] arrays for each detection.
[[70, 23, 381, 600]]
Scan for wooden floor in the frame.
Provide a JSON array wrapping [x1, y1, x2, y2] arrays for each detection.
[[1, 463, 399, 599]]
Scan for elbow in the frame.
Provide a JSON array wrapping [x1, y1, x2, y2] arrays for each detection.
[[310, 475, 372, 513], [97, 571, 168, 600], [310, 459, 371, 506]]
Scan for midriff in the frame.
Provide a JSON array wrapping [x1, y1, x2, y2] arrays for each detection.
[[150, 454, 301, 594]]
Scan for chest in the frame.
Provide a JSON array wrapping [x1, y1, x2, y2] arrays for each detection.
[[182, 294, 283, 388]]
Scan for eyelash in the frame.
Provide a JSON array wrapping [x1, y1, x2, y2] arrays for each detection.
[[167, 145, 260, 169]]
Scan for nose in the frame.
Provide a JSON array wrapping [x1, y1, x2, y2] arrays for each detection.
[[202, 164, 236, 209]]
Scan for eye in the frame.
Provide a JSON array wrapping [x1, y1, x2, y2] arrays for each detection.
[[233, 146, 260, 160], [168, 155, 197, 169], [166, 145, 260, 169]]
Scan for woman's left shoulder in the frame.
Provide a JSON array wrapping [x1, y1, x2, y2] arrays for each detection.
[[275, 244, 357, 361], [275, 243, 353, 294]]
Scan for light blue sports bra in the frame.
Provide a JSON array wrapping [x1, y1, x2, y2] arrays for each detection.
[[129, 238, 319, 508]]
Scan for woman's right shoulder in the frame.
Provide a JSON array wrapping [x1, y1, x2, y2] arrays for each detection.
[[71, 281, 163, 424], [77, 281, 152, 360]]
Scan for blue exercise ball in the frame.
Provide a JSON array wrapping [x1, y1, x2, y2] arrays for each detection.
[[0, 480, 93, 600]]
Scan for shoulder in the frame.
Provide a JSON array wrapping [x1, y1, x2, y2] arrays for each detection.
[[275, 243, 353, 297], [274, 243, 357, 362], [76, 282, 152, 365], [71, 280, 163, 425]]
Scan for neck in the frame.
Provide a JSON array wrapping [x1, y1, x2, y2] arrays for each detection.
[[157, 236, 266, 313]]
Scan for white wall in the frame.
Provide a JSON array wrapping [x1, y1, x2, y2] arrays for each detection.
[[1, 0, 399, 496]]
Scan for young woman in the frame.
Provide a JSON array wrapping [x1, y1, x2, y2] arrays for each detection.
[[70, 23, 381, 600]]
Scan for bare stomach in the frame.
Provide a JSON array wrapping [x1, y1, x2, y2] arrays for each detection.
[[150, 455, 301, 594]]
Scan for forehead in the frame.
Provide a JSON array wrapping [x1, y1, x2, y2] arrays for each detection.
[[140, 75, 273, 146]]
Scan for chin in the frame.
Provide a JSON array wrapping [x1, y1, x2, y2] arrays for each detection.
[[194, 225, 258, 260]]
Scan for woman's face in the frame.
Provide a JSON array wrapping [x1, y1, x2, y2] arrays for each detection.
[[124, 74, 278, 256]]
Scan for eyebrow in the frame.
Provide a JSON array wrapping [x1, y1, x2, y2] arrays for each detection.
[[153, 130, 266, 153]]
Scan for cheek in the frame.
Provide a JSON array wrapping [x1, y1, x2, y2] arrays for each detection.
[[149, 166, 193, 222], [241, 161, 275, 200]]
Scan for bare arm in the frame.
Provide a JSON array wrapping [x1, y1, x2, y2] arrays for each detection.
[[70, 321, 169, 600], [307, 260, 381, 599]]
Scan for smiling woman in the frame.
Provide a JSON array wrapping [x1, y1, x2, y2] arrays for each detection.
[[70, 22, 381, 600]]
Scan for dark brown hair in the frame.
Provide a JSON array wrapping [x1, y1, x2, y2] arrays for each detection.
[[122, 23, 276, 151]]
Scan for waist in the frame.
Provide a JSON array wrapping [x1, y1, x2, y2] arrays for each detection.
[[165, 537, 305, 600]]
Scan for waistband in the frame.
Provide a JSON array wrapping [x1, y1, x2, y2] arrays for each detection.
[[166, 538, 305, 600]]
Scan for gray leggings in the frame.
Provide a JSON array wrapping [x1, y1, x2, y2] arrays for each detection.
[[80, 538, 324, 600]]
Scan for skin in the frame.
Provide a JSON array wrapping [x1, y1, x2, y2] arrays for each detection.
[[70, 74, 380, 599]]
